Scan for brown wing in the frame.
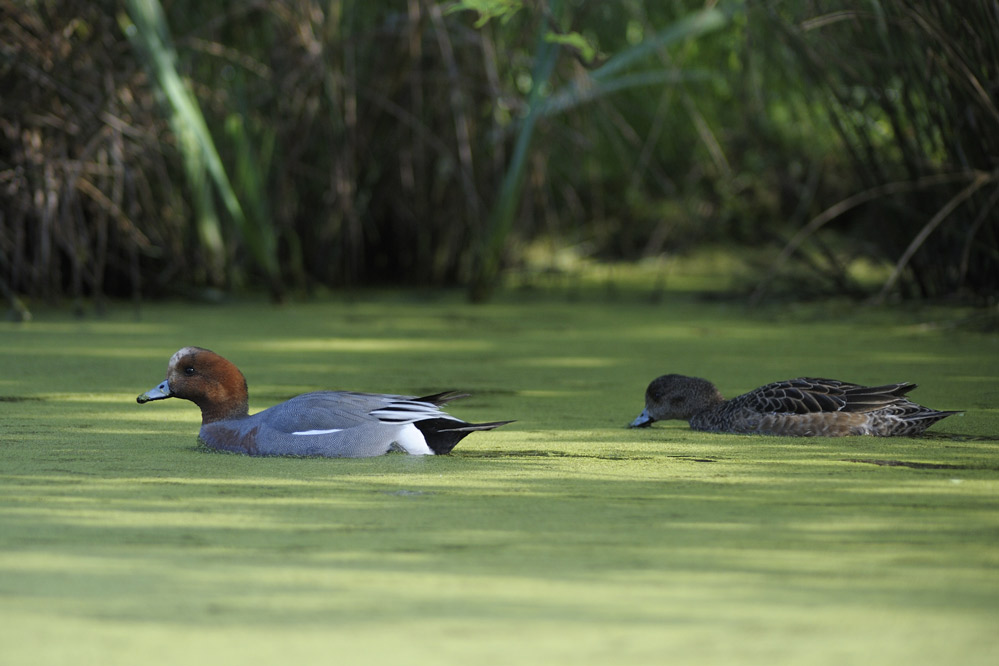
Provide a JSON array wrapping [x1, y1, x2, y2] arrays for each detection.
[[839, 381, 916, 412], [733, 378, 914, 415]]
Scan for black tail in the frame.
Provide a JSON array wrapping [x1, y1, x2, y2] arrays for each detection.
[[414, 391, 471, 405], [413, 418, 514, 454]]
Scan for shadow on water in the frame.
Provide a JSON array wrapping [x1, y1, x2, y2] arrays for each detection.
[[843, 458, 983, 470], [2, 464, 997, 630], [459, 449, 655, 461], [1, 418, 998, 633], [460, 450, 722, 464], [917, 430, 999, 443]]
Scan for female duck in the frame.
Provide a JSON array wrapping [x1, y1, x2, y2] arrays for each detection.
[[629, 374, 956, 437], [138, 346, 511, 457]]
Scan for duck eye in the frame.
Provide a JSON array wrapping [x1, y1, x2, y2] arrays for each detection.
[[184, 366, 196, 376]]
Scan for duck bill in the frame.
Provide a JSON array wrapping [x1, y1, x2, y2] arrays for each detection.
[[137, 380, 172, 404], [629, 408, 655, 428]]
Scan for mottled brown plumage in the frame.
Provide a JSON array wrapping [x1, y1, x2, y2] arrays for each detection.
[[629, 375, 957, 437]]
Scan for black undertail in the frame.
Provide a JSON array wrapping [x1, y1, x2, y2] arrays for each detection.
[[413, 418, 514, 454]]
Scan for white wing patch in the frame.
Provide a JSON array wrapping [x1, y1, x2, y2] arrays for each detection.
[[291, 428, 344, 436], [370, 399, 461, 424]]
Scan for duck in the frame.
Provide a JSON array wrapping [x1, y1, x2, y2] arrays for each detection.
[[629, 374, 957, 437], [137, 346, 512, 457]]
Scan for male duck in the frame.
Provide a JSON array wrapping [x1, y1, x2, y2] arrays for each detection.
[[138, 346, 512, 457], [629, 374, 957, 437]]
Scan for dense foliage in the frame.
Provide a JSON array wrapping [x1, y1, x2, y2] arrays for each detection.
[[1, 0, 996, 310]]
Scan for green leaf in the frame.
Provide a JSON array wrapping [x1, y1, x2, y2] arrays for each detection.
[[444, 0, 524, 28], [120, 0, 280, 293], [544, 31, 597, 64]]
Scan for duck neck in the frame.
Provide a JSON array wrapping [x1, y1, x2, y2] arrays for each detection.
[[689, 392, 725, 421], [195, 364, 250, 424], [198, 397, 249, 425], [197, 380, 249, 424]]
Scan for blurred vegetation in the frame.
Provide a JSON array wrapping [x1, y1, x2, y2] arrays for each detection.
[[1, 0, 997, 312]]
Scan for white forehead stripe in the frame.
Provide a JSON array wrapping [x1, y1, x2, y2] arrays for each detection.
[[291, 429, 344, 436], [170, 346, 201, 366]]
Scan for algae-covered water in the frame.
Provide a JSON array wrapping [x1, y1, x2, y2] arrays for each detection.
[[1, 289, 997, 665]]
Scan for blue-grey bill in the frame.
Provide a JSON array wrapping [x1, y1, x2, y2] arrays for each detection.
[[137, 380, 171, 404], [629, 408, 653, 428]]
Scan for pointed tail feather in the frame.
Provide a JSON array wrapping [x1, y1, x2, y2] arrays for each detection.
[[911, 409, 960, 424], [414, 391, 471, 405], [892, 408, 960, 436], [441, 420, 516, 432], [413, 418, 514, 454]]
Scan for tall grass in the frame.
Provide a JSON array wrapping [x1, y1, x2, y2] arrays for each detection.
[[468, 1, 737, 301], [467, 0, 562, 303], [121, 0, 230, 287], [1, 0, 996, 310], [750, 1, 999, 303], [2, 1, 736, 307]]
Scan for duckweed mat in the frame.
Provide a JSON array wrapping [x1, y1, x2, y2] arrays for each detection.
[[1, 291, 997, 666]]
